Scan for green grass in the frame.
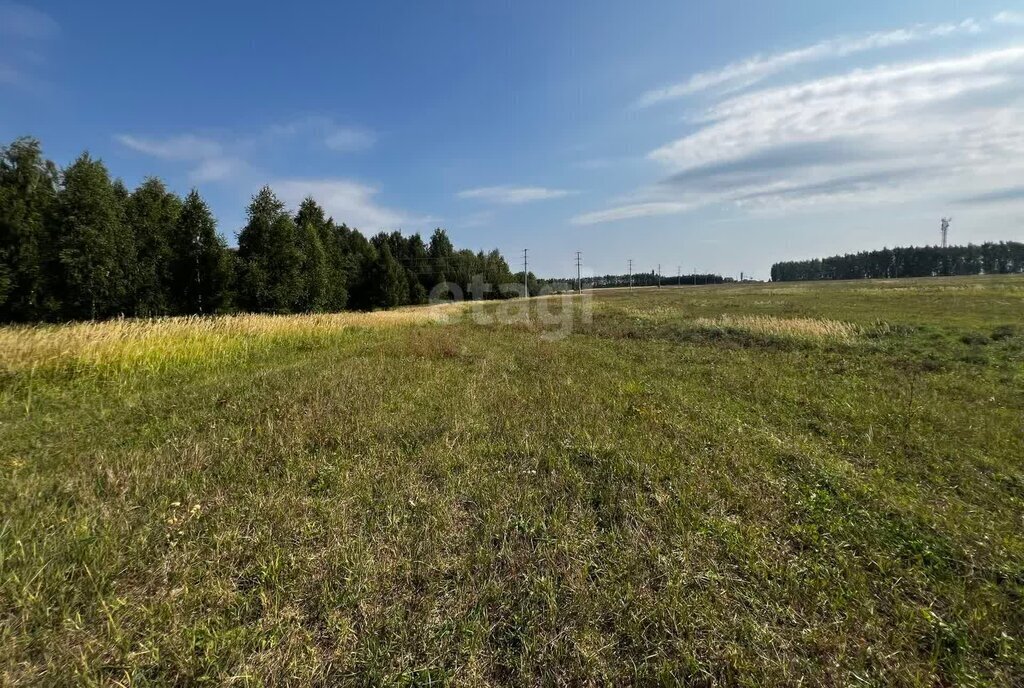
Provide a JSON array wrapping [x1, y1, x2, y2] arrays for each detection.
[[1, 275, 1022, 685]]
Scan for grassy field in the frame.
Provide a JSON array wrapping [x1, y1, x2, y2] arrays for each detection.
[[1, 275, 1022, 686]]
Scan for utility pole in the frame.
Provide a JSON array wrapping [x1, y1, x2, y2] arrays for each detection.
[[657, 264, 661, 288], [677, 265, 681, 286], [628, 259, 633, 291], [575, 251, 582, 294], [523, 248, 529, 298], [196, 252, 203, 314]]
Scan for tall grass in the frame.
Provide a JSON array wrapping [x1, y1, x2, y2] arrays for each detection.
[[691, 314, 861, 341], [0, 302, 466, 373]]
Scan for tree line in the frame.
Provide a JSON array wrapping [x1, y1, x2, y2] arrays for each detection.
[[770, 242, 1024, 282], [0, 137, 518, 322], [539, 272, 727, 291]]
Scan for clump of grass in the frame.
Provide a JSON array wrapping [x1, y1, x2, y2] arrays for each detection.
[[990, 324, 1019, 341], [960, 333, 991, 346], [691, 315, 861, 342]]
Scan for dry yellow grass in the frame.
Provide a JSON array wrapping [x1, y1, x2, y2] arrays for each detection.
[[0, 302, 468, 373], [691, 314, 861, 341]]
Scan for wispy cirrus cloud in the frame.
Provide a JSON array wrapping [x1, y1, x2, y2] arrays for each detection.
[[115, 134, 223, 161], [577, 41, 1024, 225], [116, 133, 247, 183], [324, 126, 376, 152], [571, 202, 693, 226], [272, 179, 429, 231], [648, 46, 1024, 173], [262, 116, 376, 153], [189, 157, 251, 184], [956, 185, 1024, 205], [457, 185, 573, 204], [0, 2, 59, 90], [994, 11, 1024, 26], [116, 116, 377, 184], [118, 116, 375, 175], [635, 17, 982, 107], [0, 2, 59, 40], [116, 118, 427, 231]]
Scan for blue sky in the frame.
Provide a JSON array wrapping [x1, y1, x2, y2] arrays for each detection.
[[3, 1, 1024, 278]]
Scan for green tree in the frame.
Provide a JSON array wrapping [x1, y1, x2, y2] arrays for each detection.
[[170, 189, 231, 314], [236, 186, 303, 312], [336, 224, 376, 310], [428, 227, 454, 291], [126, 177, 181, 315], [294, 197, 330, 312], [402, 233, 430, 304], [317, 219, 350, 310], [0, 137, 59, 321], [482, 249, 515, 298], [56, 153, 136, 319], [368, 236, 408, 309], [770, 242, 1024, 282]]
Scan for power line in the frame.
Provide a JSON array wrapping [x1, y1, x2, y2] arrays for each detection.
[[575, 251, 582, 294]]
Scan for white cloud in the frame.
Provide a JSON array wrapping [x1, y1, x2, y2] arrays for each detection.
[[272, 179, 419, 231], [117, 117, 429, 230], [117, 125, 426, 230], [262, 116, 376, 153], [994, 11, 1024, 26], [0, 4, 58, 91], [117, 133, 244, 183], [116, 134, 223, 161], [571, 202, 692, 226], [0, 3, 59, 40], [636, 18, 982, 107], [579, 43, 1024, 224], [189, 157, 249, 183], [457, 185, 572, 204], [648, 46, 1024, 173], [118, 118, 377, 177], [324, 126, 376, 152], [115, 126, 422, 230]]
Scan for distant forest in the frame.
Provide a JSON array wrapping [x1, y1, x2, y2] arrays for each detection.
[[771, 242, 1024, 282], [0, 136, 518, 323], [540, 272, 727, 291]]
